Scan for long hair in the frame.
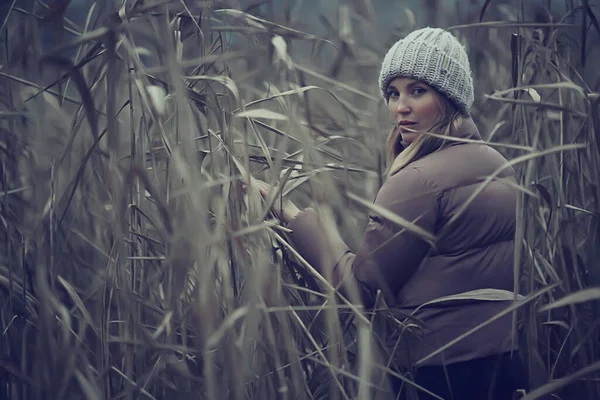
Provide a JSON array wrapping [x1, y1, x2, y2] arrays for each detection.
[[386, 89, 465, 177]]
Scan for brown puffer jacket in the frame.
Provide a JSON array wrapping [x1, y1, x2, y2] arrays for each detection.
[[286, 117, 520, 367]]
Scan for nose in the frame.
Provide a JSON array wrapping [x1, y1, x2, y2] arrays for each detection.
[[395, 99, 411, 115]]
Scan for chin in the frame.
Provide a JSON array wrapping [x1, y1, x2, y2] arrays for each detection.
[[400, 133, 418, 144]]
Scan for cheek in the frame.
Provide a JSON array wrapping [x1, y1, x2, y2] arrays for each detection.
[[388, 101, 396, 115], [417, 97, 441, 120]]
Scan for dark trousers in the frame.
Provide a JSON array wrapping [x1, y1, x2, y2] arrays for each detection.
[[391, 352, 529, 400]]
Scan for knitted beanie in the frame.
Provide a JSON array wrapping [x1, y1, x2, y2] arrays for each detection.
[[378, 27, 474, 113]]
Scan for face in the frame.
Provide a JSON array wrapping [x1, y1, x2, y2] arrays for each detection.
[[386, 77, 444, 144]]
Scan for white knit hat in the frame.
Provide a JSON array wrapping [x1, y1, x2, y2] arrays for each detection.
[[378, 27, 474, 113]]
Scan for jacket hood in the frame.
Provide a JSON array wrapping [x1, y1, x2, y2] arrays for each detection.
[[448, 115, 482, 143]]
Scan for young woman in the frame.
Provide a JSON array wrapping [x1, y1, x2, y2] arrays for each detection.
[[255, 27, 529, 399]]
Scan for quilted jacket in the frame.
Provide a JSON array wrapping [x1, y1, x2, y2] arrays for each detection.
[[286, 117, 520, 367]]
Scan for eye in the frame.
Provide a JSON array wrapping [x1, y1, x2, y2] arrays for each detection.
[[387, 88, 400, 100], [411, 87, 427, 96]]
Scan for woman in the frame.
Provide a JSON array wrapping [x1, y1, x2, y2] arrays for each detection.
[[255, 27, 529, 399]]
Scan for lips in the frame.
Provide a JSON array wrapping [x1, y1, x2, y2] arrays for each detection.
[[398, 121, 417, 132]]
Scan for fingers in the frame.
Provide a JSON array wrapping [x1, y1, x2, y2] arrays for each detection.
[[239, 176, 263, 193], [256, 180, 274, 198], [240, 178, 274, 198], [239, 178, 288, 220]]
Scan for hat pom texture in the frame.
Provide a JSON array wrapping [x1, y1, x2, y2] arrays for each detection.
[[378, 27, 474, 113]]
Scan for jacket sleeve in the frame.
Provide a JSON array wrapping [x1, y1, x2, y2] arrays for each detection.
[[286, 168, 439, 308]]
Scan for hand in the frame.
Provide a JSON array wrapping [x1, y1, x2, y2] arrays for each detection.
[[254, 180, 301, 224]]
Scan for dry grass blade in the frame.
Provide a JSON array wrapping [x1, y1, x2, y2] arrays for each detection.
[[235, 109, 288, 120], [479, 0, 493, 22], [57, 276, 99, 336], [289, 309, 350, 400], [439, 144, 586, 237], [252, 119, 303, 142], [345, 191, 436, 245], [491, 82, 587, 98], [57, 128, 108, 226], [539, 288, 600, 312], [0, 0, 17, 36], [244, 85, 325, 108], [423, 131, 534, 151], [562, 204, 599, 217], [583, 0, 600, 36], [110, 366, 157, 400], [0, 272, 39, 315], [44, 27, 110, 54], [74, 370, 101, 399], [145, 50, 251, 75], [484, 95, 588, 117], [0, 71, 103, 110], [184, 74, 240, 104], [293, 63, 379, 101], [448, 21, 576, 30], [0, 186, 32, 197], [416, 283, 559, 366], [40, 55, 99, 139], [373, 365, 445, 400], [214, 8, 335, 45], [411, 289, 526, 315], [521, 361, 600, 400], [270, 229, 370, 325]]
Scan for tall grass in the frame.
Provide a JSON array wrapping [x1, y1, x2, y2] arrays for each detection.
[[0, 0, 599, 399]]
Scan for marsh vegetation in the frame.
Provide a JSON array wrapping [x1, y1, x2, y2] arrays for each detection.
[[1, 0, 599, 399]]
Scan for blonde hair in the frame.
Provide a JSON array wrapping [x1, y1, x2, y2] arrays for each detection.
[[386, 88, 465, 177]]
